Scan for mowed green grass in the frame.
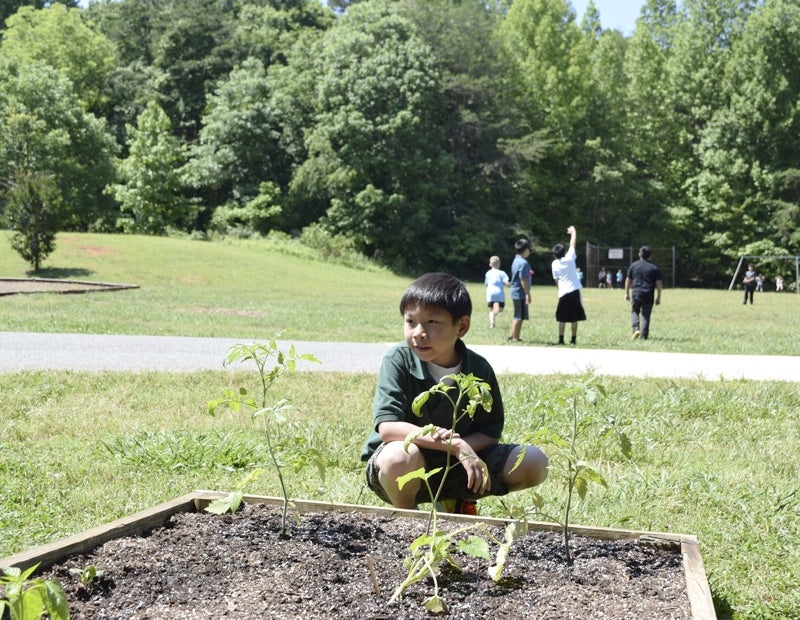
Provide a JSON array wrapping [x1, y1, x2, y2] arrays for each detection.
[[1, 233, 799, 619], [0, 231, 798, 355]]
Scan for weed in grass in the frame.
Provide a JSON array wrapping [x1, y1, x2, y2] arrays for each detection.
[[102, 429, 263, 471], [206, 341, 320, 536]]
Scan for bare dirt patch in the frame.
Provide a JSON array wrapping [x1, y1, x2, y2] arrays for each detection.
[[41, 503, 693, 619], [81, 246, 114, 257]]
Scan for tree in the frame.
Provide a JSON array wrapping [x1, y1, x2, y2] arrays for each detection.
[[0, 4, 116, 111], [0, 0, 78, 28], [497, 0, 595, 245], [621, 0, 682, 248], [2, 169, 62, 271], [187, 0, 334, 226], [690, 0, 800, 267], [0, 58, 118, 230], [399, 0, 520, 274], [148, 0, 238, 142], [291, 0, 453, 271], [109, 100, 194, 234]]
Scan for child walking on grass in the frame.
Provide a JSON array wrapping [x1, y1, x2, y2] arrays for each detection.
[[361, 272, 549, 514], [484, 255, 509, 328]]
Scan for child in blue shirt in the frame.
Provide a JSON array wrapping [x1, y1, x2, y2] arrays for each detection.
[[484, 255, 509, 328]]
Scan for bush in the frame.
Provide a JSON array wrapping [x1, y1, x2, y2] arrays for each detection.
[[2, 170, 63, 271]]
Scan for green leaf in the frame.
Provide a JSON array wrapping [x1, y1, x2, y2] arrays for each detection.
[[403, 424, 436, 452], [423, 594, 448, 614], [42, 580, 70, 620], [397, 466, 435, 491], [205, 491, 244, 515], [412, 391, 430, 416], [456, 535, 491, 561], [618, 433, 633, 459]]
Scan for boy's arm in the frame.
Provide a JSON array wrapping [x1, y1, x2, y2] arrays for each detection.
[[567, 225, 577, 249]]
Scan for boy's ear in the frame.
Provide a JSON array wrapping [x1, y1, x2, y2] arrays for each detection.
[[457, 315, 470, 337]]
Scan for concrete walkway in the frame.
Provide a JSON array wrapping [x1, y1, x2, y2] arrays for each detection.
[[1, 332, 797, 381]]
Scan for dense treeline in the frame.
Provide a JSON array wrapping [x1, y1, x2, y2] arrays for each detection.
[[0, 0, 798, 285]]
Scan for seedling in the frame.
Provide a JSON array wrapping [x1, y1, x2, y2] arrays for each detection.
[[389, 373, 513, 613], [518, 374, 632, 563], [69, 565, 104, 588], [0, 563, 69, 620], [207, 340, 320, 536]]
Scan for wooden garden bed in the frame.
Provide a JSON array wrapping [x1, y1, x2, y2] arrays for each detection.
[[1, 491, 716, 619]]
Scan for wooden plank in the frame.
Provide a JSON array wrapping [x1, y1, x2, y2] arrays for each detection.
[[195, 491, 686, 544], [681, 535, 718, 620], [0, 493, 199, 572]]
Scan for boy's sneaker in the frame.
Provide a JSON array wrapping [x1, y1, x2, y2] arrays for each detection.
[[436, 498, 478, 516], [455, 499, 478, 516], [632, 330, 641, 340]]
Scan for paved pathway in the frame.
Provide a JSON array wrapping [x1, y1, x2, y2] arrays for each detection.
[[1, 332, 797, 381]]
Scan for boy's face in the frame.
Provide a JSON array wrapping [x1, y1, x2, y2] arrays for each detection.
[[403, 303, 470, 368]]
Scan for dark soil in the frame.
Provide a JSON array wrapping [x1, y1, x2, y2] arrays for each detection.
[[41, 503, 693, 619]]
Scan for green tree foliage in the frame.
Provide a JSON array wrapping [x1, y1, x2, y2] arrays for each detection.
[[292, 0, 453, 271], [0, 58, 118, 230], [0, 0, 77, 28], [0, 4, 116, 111], [148, 0, 237, 142], [2, 169, 62, 271], [497, 0, 596, 245], [109, 100, 194, 234], [691, 0, 800, 262], [4, 0, 799, 284], [230, 0, 333, 68], [399, 0, 518, 272], [187, 0, 334, 224]]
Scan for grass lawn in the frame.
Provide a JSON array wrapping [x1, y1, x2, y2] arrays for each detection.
[[1, 232, 799, 619], [0, 231, 798, 355]]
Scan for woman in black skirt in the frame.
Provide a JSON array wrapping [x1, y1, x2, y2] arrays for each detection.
[[551, 225, 587, 345]]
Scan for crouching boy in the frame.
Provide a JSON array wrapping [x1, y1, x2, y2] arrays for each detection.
[[361, 272, 548, 513]]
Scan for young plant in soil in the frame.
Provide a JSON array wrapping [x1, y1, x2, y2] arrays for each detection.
[[206, 340, 320, 536], [514, 374, 632, 564], [389, 373, 517, 614], [0, 563, 69, 620]]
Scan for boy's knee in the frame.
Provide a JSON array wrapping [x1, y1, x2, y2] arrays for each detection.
[[376, 441, 423, 473], [506, 445, 548, 490]]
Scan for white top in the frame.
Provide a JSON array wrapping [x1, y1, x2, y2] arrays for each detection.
[[551, 247, 582, 297], [426, 361, 463, 385]]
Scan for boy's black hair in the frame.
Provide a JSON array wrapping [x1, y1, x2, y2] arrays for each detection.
[[399, 272, 472, 320], [639, 245, 652, 260], [515, 238, 530, 253], [552, 243, 566, 259]]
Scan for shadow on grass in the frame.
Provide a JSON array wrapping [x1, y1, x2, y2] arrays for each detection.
[[27, 267, 95, 279]]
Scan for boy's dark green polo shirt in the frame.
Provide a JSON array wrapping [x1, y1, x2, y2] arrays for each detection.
[[360, 339, 504, 461]]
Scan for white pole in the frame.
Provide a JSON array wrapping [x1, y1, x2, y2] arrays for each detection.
[[729, 257, 745, 291]]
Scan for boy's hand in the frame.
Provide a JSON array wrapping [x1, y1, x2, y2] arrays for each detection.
[[456, 444, 490, 495], [431, 427, 460, 442]]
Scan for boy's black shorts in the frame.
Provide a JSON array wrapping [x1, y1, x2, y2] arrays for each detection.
[[365, 442, 516, 506]]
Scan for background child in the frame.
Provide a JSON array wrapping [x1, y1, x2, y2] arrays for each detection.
[[484, 255, 509, 328], [508, 239, 532, 342], [361, 272, 549, 512], [551, 225, 586, 345]]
